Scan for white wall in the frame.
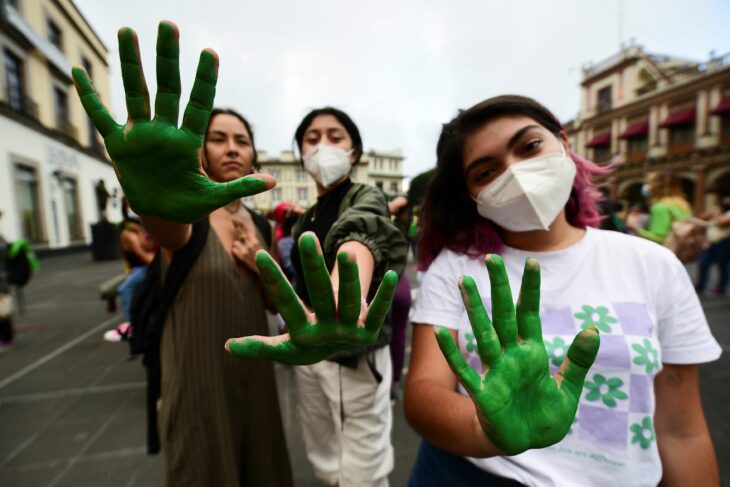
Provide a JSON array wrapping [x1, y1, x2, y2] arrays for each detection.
[[0, 115, 121, 248]]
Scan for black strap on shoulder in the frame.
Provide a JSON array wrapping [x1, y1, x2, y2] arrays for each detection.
[[133, 218, 210, 363]]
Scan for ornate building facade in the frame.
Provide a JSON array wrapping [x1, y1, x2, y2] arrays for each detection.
[[565, 43, 730, 212], [249, 149, 405, 212]]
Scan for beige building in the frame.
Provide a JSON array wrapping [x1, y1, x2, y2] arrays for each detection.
[[250, 149, 405, 212], [565, 43, 730, 212], [0, 0, 119, 250]]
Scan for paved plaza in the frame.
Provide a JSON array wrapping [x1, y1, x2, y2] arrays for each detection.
[[0, 251, 727, 486]]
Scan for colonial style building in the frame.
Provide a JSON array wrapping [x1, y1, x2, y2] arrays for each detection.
[[249, 148, 405, 212], [565, 43, 730, 212], [0, 0, 120, 250]]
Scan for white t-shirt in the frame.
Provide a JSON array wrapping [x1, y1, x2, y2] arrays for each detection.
[[412, 227, 721, 487]]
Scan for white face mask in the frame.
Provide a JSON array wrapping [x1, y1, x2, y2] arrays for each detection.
[[474, 145, 576, 232], [303, 144, 353, 188]]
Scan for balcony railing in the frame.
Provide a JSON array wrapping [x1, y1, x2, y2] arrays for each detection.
[[666, 52, 730, 85]]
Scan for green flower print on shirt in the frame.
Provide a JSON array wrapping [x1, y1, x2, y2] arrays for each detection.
[[545, 337, 568, 367], [464, 332, 477, 353], [584, 373, 628, 407], [632, 339, 660, 374], [630, 417, 655, 449], [575, 305, 618, 333]]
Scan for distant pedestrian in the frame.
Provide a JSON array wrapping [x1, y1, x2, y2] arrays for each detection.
[[629, 171, 692, 244], [0, 211, 13, 350], [696, 195, 730, 296]]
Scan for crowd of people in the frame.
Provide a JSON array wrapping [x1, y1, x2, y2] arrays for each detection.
[[64, 19, 725, 487]]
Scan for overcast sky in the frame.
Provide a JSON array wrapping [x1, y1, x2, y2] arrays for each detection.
[[74, 0, 730, 181]]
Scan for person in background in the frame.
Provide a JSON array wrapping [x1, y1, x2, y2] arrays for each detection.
[[273, 201, 306, 244], [387, 196, 414, 402], [625, 201, 650, 236], [597, 187, 626, 232], [628, 171, 692, 244], [695, 194, 730, 296], [0, 211, 13, 350], [104, 198, 157, 342], [277, 214, 299, 284]]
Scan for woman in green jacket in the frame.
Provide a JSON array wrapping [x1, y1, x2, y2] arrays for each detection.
[[289, 107, 407, 487]]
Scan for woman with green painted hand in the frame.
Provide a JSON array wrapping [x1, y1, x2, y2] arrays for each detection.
[[405, 96, 721, 486], [72, 21, 292, 486], [289, 108, 407, 487]]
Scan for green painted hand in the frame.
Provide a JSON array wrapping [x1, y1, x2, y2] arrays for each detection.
[[226, 232, 398, 365], [71, 21, 271, 223], [435, 255, 600, 456]]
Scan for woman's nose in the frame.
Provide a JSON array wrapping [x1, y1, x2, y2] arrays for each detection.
[[225, 139, 239, 154]]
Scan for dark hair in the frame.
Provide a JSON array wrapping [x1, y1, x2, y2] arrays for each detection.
[[419, 95, 607, 270], [293, 107, 363, 163], [205, 108, 259, 170]]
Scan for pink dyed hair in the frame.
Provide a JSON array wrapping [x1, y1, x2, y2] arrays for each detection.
[[418, 95, 610, 270]]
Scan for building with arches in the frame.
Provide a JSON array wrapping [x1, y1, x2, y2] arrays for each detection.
[[565, 43, 730, 213]]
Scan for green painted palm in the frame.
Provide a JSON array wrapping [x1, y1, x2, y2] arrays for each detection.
[[226, 233, 398, 365], [435, 255, 600, 456], [71, 21, 268, 223]]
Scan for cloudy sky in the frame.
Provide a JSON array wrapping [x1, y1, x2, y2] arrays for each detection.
[[74, 0, 730, 181]]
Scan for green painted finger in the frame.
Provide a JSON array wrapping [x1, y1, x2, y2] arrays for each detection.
[[558, 326, 601, 400], [364, 270, 398, 334], [117, 27, 150, 121], [181, 49, 218, 140], [255, 251, 308, 334], [154, 21, 181, 124], [71, 67, 118, 137], [226, 336, 331, 366], [459, 275, 501, 367], [485, 254, 518, 348], [337, 252, 361, 326], [434, 326, 481, 396], [299, 233, 337, 323], [208, 176, 268, 207], [516, 258, 543, 344]]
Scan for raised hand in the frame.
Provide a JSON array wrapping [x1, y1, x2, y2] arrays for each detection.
[[226, 232, 398, 365], [71, 21, 271, 223], [435, 255, 600, 456]]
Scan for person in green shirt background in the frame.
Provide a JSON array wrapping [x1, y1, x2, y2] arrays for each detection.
[[629, 171, 692, 244]]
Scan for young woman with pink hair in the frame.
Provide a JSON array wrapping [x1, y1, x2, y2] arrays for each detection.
[[403, 95, 721, 486]]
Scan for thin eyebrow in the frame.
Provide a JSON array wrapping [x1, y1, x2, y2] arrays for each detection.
[[464, 124, 542, 176]]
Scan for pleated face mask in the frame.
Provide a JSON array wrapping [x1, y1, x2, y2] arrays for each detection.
[[474, 146, 576, 232], [303, 144, 353, 188]]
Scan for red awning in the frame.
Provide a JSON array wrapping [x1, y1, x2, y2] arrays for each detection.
[[619, 121, 649, 139], [710, 96, 730, 115], [659, 107, 696, 128], [585, 132, 611, 148]]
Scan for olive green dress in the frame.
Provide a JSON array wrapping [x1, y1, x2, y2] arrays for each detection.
[[159, 227, 292, 486]]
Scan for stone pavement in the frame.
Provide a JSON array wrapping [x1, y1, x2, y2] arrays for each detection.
[[0, 252, 727, 486]]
